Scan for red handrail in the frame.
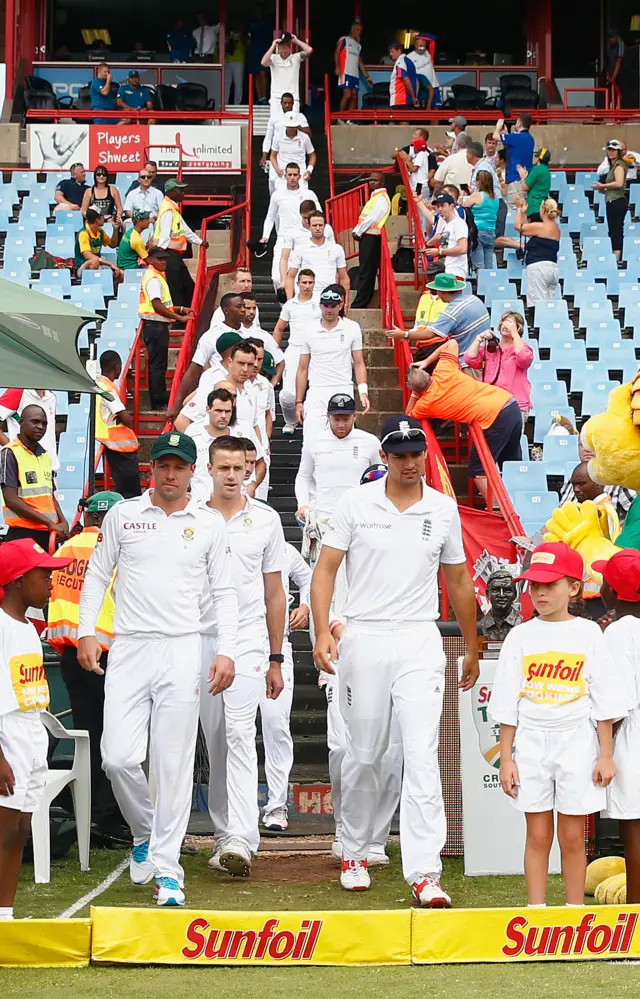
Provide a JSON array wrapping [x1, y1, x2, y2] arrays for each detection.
[[25, 109, 251, 122], [245, 75, 254, 267], [325, 183, 369, 262], [327, 107, 640, 123]]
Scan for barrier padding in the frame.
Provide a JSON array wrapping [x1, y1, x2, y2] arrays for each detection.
[[0, 919, 91, 967]]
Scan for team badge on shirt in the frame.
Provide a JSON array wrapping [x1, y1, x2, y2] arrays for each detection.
[[421, 518, 432, 540], [243, 516, 253, 528], [182, 527, 195, 541]]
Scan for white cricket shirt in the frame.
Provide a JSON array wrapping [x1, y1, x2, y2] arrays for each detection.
[[272, 132, 314, 174], [269, 51, 304, 102], [211, 304, 260, 328], [0, 388, 59, 471], [249, 374, 276, 444], [278, 294, 321, 346], [295, 427, 381, 516], [262, 112, 310, 153], [337, 35, 362, 79], [246, 326, 284, 364], [192, 323, 242, 368], [201, 497, 286, 674], [299, 318, 363, 389], [262, 186, 320, 240], [603, 615, 640, 713], [282, 541, 311, 634], [78, 490, 238, 658], [490, 617, 628, 732], [322, 478, 465, 624], [407, 49, 438, 87], [282, 222, 335, 254], [179, 365, 227, 426], [185, 419, 265, 503], [289, 240, 347, 298]]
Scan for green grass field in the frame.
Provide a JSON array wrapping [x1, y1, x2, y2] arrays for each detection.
[[5, 845, 640, 998]]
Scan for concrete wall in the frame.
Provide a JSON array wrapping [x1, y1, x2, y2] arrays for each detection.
[[0, 123, 21, 165], [331, 124, 640, 167]]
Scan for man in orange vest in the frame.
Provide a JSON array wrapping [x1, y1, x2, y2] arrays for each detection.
[[153, 179, 209, 307], [96, 351, 141, 498], [0, 405, 68, 545], [138, 247, 194, 410], [48, 490, 129, 841]]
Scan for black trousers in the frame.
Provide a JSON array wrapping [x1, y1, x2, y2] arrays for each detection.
[[351, 234, 381, 309], [104, 448, 142, 498], [606, 197, 628, 253], [141, 319, 170, 409], [165, 248, 195, 308], [59, 647, 125, 829], [5, 526, 51, 546]]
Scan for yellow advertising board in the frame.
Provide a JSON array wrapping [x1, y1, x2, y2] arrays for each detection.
[[0, 919, 91, 967], [91, 907, 411, 966], [412, 906, 640, 963]]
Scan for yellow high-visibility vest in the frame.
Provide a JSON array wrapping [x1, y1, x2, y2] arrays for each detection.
[[48, 527, 115, 652], [356, 188, 391, 234], [1, 437, 56, 529], [153, 197, 188, 252], [138, 266, 173, 318], [95, 376, 139, 452]]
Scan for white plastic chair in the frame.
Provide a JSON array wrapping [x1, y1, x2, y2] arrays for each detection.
[[30, 711, 91, 884]]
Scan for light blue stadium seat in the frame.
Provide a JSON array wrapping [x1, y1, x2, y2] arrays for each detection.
[[37, 267, 72, 294], [4, 234, 34, 255], [96, 333, 131, 359], [505, 254, 524, 279], [81, 268, 114, 297], [547, 340, 587, 366], [54, 390, 69, 417], [0, 266, 30, 285], [46, 223, 74, 239], [502, 461, 549, 493], [513, 490, 558, 528], [619, 284, 640, 312], [0, 183, 19, 205], [531, 380, 569, 408], [44, 234, 75, 258], [55, 210, 84, 232], [599, 342, 637, 366], [476, 270, 504, 295], [6, 224, 37, 243], [570, 361, 609, 393], [107, 299, 138, 323], [623, 237, 640, 262], [117, 281, 142, 303], [532, 405, 576, 442], [58, 431, 89, 463], [581, 241, 615, 266], [30, 281, 64, 300], [550, 172, 569, 191], [542, 434, 580, 473], [529, 361, 558, 384], [71, 284, 106, 311], [585, 319, 622, 345], [0, 210, 10, 231], [557, 252, 578, 276], [98, 320, 137, 346], [56, 489, 83, 522], [580, 226, 609, 246], [574, 171, 598, 188], [536, 320, 575, 346], [558, 236, 574, 254], [21, 197, 49, 217], [581, 380, 615, 416], [578, 300, 614, 327], [534, 299, 569, 326], [561, 270, 597, 298], [573, 284, 608, 310], [18, 210, 48, 230], [624, 302, 640, 330], [12, 171, 39, 191], [520, 434, 530, 458], [566, 210, 591, 232], [479, 276, 518, 300], [65, 401, 91, 435]]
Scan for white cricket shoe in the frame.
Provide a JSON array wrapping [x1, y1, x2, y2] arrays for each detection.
[[154, 877, 186, 907], [331, 838, 343, 861], [282, 423, 297, 435], [130, 839, 154, 885], [340, 859, 370, 891], [411, 876, 451, 908], [263, 807, 288, 831], [220, 836, 252, 877], [208, 840, 226, 871], [367, 844, 390, 867]]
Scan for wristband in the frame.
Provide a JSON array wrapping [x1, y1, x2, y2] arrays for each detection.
[[357, 382, 369, 398], [269, 653, 284, 664], [306, 164, 314, 173]]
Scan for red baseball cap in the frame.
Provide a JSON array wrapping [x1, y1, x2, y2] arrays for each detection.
[[412, 137, 427, 152], [593, 549, 640, 602], [0, 539, 73, 587], [515, 542, 584, 583]]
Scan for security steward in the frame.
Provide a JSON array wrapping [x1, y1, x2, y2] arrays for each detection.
[[152, 179, 209, 307], [95, 350, 142, 498], [48, 490, 128, 840], [0, 404, 68, 545], [350, 172, 391, 310], [138, 247, 195, 411]]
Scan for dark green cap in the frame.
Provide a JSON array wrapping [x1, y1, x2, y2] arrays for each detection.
[[164, 179, 187, 192], [151, 431, 197, 464], [261, 350, 277, 379], [216, 330, 243, 354], [85, 490, 123, 513]]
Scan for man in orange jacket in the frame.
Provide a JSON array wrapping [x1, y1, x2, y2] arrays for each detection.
[[96, 351, 141, 498]]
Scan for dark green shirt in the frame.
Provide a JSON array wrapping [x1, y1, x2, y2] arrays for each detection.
[[525, 163, 551, 217], [616, 493, 640, 549]]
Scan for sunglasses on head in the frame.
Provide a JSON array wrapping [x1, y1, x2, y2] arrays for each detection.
[[380, 427, 426, 447], [320, 291, 342, 303]]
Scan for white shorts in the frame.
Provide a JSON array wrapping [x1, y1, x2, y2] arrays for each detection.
[[604, 709, 640, 820], [512, 720, 606, 815], [0, 710, 48, 813]]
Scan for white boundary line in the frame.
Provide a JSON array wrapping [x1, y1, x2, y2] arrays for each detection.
[[58, 857, 129, 919]]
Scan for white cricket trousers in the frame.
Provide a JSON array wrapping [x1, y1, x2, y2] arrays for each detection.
[[339, 621, 447, 885], [259, 639, 294, 814], [225, 60, 244, 104], [255, 456, 271, 501], [303, 384, 353, 446], [280, 344, 302, 427], [199, 635, 263, 853], [271, 236, 286, 290], [101, 633, 201, 886]]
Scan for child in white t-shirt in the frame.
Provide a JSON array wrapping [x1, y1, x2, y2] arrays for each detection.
[[0, 539, 74, 920], [595, 549, 640, 903], [491, 541, 628, 906]]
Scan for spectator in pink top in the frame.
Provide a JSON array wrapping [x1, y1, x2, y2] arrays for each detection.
[[463, 311, 533, 426]]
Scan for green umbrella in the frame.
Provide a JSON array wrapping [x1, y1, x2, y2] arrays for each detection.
[[0, 277, 103, 393]]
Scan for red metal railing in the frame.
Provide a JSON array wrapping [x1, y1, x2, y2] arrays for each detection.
[[244, 75, 254, 267], [324, 74, 336, 199], [327, 106, 639, 123], [325, 183, 369, 263], [25, 109, 249, 123]]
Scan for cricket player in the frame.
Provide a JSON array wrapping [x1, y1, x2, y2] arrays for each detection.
[[311, 415, 480, 904], [77, 431, 238, 907], [273, 268, 320, 433], [296, 286, 370, 445], [200, 435, 287, 877], [260, 541, 312, 831], [259, 163, 320, 292]]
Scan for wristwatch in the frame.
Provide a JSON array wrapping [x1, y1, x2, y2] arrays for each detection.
[[269, 653, 285, 664]]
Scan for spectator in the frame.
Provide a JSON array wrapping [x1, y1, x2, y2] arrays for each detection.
[[351, 172, 391, 309], [248, 3, 274, 103], [425, 191, 469, 280], [515, 197, 561, 306], [407, 33, 438, 110], [494, 113, 535, 207], [394, 130, 435, 195], [125, 160, 164, 196], [517, 146, 551, 221], [412, 270, 447, 328], [467, 140, 501, 197], [443, 115, 468, 154], [80, 166, 123, 221], [285, 212, 348, 301], [270, 113, 316, 184], [193, 11, 219, 59], [166, 17, 196, 62], [432, 134, 473, 191], [54, 163, 88, 213], [462, 170, 499, 269], [262, 32, 313, 118], [117, 209, 151, 269], [407, 340, 522, 498], [90, 62, 118, 124], [387, 272, 490, 356], [117, 69, 154, 120], [335, 22, 373, 114], [138, 248, 194, 410], [594, 139, 629, 261], [388, 42, 418, 109], [0, 405, 68, 544], [464, 311, 533, 425], [225, 20, 247, 105], [559, 455, 637, 524], [0, 387, 58, 470], [95, 351, 141, 498], [153, 179, 207, 307], [74, 208, 123, 280], [484, 132, 499, 168], [123, 168, 163, 220], [606, 27, 625, 92]]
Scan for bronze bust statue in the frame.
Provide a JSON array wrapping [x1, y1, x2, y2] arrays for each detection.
[[480, 569, 522, 641]]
